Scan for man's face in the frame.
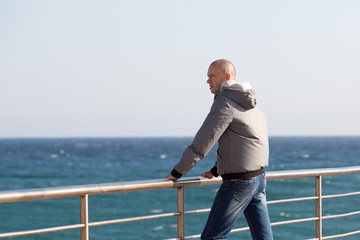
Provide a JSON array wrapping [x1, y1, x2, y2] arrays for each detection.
[[207, 64, 226, 94]]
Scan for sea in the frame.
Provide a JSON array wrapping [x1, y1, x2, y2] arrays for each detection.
[[0, 137, 359, 240]]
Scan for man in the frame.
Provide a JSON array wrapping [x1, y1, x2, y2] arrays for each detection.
[[164, 59, 273, 240]]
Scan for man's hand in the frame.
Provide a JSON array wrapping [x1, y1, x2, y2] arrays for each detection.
[[201, 171, 214, 179], [164, 174, 178, 181]]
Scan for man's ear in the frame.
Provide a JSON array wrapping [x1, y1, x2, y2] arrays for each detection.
[[225, 72, 231, 80]]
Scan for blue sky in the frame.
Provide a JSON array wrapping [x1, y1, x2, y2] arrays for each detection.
[[1, 0, 359, 137]]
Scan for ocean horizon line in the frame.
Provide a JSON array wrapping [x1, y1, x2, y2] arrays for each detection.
[[1, 135, 360, 139]]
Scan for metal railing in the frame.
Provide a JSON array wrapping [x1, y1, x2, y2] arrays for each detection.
[[0, 166, 360, 240]]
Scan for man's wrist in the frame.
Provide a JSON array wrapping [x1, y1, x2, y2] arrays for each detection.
[[171, 169, 182, 179], [210, 166, 219, 177]]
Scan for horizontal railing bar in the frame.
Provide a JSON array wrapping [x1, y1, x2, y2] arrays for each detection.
[[322, 210, 360, 220], [230, 226, 250, 233], [322, 230, 360, 240], [184, 234, 201, 240], [270, 217, 319, 227], [185, 197, 319, 215], [185, 196, 320, 215], [1, 166, 359, 204], [267, 196, 318, 205], [0, 177, 220, 204], [306, 230, 360, 240], [0, 224, 84, 238], [89, 212, 180, 227], [266, 166, 360, 180], [323, 191, 360, 199], [182, 226, 254, 239], [185, 208, 211, 215], [180, 213, 360, 240]]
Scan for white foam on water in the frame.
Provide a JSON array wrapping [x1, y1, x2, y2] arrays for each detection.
[[151, 209, 163, 213], [153, 225, 164, 231]]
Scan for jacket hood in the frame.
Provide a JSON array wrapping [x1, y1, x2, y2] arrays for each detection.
[[217, 80, 256, 110]]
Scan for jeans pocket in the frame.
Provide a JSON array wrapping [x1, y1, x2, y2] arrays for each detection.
[[233, 178, 256, 203]]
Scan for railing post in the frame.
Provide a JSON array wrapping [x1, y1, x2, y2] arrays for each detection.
[[80, 194, 89, 240], [177, 187, 185, 240], [316, 176, 322, 240]]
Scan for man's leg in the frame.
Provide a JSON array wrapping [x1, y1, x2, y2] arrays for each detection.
[[201, 178, 257, 240], [244, 174, 273, 240]]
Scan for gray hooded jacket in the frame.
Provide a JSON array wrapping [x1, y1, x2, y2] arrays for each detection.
[[172, 81, 269, 178]]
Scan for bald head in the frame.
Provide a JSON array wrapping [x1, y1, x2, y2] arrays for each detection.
[[207, 59, 237, 93], [209, 59, 236, 80]]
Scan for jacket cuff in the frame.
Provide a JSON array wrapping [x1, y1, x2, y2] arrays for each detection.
[[210, 166, 219, 177], [171, 169, 182, 179]]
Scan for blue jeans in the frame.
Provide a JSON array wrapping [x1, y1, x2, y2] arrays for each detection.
[[201, 173, 273, 240]]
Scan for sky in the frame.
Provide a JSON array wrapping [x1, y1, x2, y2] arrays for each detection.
[[1, 0, 359, 138]]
